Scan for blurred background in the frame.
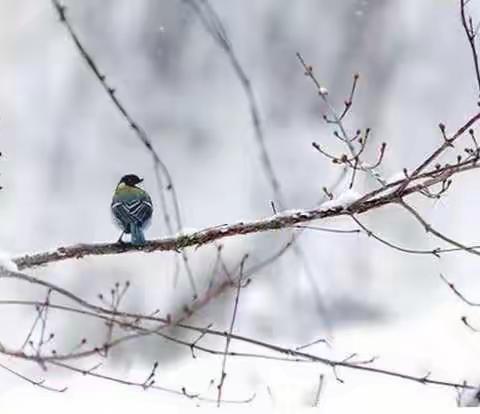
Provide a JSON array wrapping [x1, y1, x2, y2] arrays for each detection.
[[1, 0, 480, 410]]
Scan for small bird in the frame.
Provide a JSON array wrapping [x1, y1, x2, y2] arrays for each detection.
[[111, 174, 153, 245]]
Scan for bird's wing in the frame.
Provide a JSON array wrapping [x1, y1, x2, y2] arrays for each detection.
[[112, 197, 153, 226]]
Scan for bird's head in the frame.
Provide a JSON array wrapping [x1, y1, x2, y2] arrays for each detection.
[[118, 174, 143, 187]]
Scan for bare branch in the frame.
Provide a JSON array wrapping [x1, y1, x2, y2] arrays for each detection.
[[184, 0, 282, 203], [400, 200, 480, 258], [0, 361, 67, 393], [312, 374, 325, 407], [50, 361, 254, 404], [13, 154, 480, 269], [439, 273, 480, 306], [217, 255, 247, 406]]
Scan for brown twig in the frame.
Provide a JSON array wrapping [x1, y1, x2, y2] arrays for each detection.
[[296, 52, 387, 185], [339, 73, 359, 120]]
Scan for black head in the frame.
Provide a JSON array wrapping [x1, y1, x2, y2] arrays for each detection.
[[119, 174, 143, 187]]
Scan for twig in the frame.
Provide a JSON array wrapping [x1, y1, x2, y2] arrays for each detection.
[[461, 0, 480, 96], [350, 214, 443, 257], [293, 225, 360, 234], [184, 0, 282, 202], [0, 361, 67, 392], [312, 374, 325, 407], [217, 255, 248, 406], [399, 200, 480, 258], [142, 361, 158, 389], [50, 360, 254, 404], [394, 113, 480, 195], [339, 73, 359, 120], [438, 274, 480, 306], [462, 315, 480, 332], [296, 52, 386, 185], [190, 323, 213, 358], [296, 337, 330, 351]]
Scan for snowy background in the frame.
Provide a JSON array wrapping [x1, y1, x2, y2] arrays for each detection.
[[2, 0, 480, 411]]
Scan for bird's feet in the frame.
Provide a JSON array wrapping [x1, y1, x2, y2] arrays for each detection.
[[116, 232, 126, 244]]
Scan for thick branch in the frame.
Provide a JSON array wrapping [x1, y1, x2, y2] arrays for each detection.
[[13, 160, 479, 270]]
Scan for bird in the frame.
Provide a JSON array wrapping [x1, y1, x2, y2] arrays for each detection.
[[111, 174, 153, 245]]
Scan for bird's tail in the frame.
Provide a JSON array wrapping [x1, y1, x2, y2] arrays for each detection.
[[130, 223, 146, 245]]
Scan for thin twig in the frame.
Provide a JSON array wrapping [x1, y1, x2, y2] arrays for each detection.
[[296, 52, 386, 185], [461, 0, 480, 95], [350, 214, 443, 257], [49, 361, 254, 404], [217, 255, 248, 406], [399, 200, 480, 258], [184, 0, 282, 202], [312, 374, 325, 407], [438, 273, 480, 306], [394, 113, 480, 195], [296, 337, 330, 351], [0, 361, 67, 393]]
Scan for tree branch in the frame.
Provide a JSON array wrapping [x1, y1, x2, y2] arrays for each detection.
[[13, 155, 480, 269]]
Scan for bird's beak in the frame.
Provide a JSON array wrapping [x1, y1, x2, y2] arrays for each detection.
[[139, 178, 144, 183]]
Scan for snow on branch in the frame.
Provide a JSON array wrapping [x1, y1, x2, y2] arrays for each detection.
[[12, 129, 480, 270]]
